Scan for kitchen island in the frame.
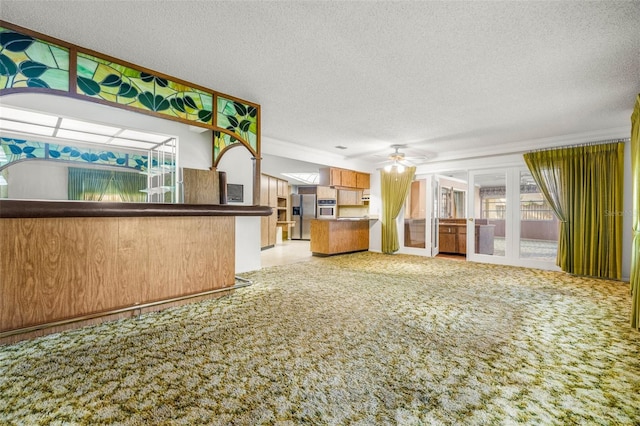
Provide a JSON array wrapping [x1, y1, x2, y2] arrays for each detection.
[[310, 218, 370, 256]]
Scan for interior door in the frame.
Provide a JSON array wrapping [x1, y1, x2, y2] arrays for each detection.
[[467, 169, 510, 264]]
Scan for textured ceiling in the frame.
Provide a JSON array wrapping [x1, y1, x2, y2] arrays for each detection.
[[1, 1, 639, 168]]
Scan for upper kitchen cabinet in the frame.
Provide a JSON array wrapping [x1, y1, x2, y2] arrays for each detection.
[[337, 189, 364, 206], [319, 167, 370, 190], [340, 170, 357, 188], [356, 172, 370, 190], [317, 186, 337, 199], [277, 179, 289, 198]]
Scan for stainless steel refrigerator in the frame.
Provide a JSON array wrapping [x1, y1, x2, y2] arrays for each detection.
[[291, 194, 316, 240]]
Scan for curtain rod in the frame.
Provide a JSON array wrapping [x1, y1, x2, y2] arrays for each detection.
[[529, 137, 630, 153]]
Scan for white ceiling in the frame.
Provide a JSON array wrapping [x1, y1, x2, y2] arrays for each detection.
[[1, 1, 639, 169]]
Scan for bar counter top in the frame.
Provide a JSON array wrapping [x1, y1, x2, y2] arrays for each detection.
[[0, 199, 272, 218]]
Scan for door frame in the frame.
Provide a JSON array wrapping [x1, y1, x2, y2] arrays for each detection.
[[467, 167, 560, 270], [467, 168, 513, 265], [399, 174, 435, 256]]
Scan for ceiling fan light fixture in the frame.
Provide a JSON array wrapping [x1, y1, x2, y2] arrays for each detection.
[[384, 161, 405, 173]]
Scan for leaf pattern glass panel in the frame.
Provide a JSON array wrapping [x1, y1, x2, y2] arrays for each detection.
[[0, 137, 172, 172], [217, 96, 258, 151], [213, 131, 243, 163], [76, 53, 213, 125], [0, 27, 69, 91]]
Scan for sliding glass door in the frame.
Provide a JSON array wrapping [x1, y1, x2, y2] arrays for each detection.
[[468, 169, 509, 263], [519, 169, 558, 262], [467, 167, 559, 269]]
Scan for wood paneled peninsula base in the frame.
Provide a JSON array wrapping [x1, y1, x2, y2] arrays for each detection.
[[310, 218, 371, 256], [0, 200, 271, 343]]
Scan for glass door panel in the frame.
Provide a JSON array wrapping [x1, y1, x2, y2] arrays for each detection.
[[468, 170, 507, 260], [431, 177, 439, 256], [404, 178, 427, 249], [519, 169, 558, 262]]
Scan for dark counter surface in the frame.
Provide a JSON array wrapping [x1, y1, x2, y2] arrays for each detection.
[[0, 199, 272, 218]]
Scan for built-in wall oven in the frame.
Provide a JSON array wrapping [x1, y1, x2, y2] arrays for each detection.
[[317, 198, 337, 219]]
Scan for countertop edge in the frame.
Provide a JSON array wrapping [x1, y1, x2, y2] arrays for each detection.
[[312, 218, 378, 222], [0, 200, 273, 218]]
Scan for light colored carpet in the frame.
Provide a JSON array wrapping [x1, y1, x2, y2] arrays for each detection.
[[1, 252, 639, 425]]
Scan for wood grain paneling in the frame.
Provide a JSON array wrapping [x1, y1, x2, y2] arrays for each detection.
[[1, 218, 119, 330], [183, 168, 220, 204], [310, 219, 369, 255], [1, 215, 235, 333], [356, 172, 370, 189]]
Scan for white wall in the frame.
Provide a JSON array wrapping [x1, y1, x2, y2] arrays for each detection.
[[368, 170, 382, 253], [235, 216, 261, 272], [7, 161, 68, 200], [216, 145, 254, 205]]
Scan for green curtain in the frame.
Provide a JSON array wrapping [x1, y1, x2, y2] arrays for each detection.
[[68, 167, 145, 201], [381, 166, 416, 253], [524, 142, 624, 279], [630, 94, 640, 330], [68, 167, 112, 201], [112, 171, 146, 202]]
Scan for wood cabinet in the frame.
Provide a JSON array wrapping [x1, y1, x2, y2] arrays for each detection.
[[310, 219, 369, 255], [319, 167, 370, 189], [457, 224, 467, 254], [337, 189, 364, 206], [438, 219, 495, 255], [277, 179, 288, 197], [356, 172, 370, 190], [439, 224, 460, 253], [331, 168, 342, 186], [340, 170, 357, 188], [439, 222, 468, 254], [261, 174, 290, 249], [317, 185, 337, 199], [182, 168, 220, 204]]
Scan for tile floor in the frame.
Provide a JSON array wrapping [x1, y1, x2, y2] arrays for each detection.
[[260, 239, 316, 268], [260, 239, 471, 267]]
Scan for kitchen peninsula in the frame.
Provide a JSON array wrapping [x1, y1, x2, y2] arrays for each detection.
[[310, 218, 371, 256]]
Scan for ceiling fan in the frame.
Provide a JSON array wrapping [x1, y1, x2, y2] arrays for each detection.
[[377, 144, 430, 172]]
